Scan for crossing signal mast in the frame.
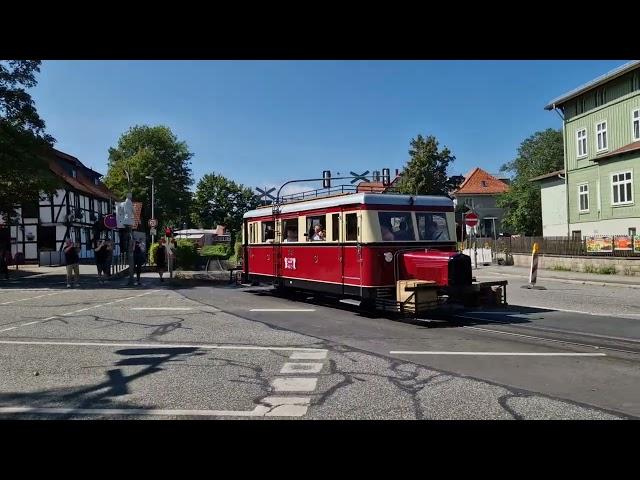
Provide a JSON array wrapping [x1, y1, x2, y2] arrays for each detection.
[[322, 170, 331, 188]]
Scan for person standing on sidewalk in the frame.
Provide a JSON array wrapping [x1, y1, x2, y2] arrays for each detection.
[[63, 239, 80, 288], [0, 243, 11, 280], [155, 238, 167, 282], [133, 240, 145, 286], [93, 238, 108, 285], [104, 239, 113, 279]]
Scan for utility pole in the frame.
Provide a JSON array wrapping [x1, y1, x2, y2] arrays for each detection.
[[124, 170, 134, 286], [146, 176, 155, 244]]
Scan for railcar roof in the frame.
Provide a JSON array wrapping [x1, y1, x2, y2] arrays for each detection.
[[243, 193, 453, 219]]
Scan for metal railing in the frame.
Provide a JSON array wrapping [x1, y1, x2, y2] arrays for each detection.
[[498, 236, 640, 258]]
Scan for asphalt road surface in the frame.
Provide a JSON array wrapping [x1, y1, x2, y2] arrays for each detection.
[[0, 271, 637, 419]]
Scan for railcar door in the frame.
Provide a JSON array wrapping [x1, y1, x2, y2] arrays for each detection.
[[341, 209, 363, 296]]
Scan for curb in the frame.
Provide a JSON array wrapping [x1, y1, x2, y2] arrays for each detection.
[[480, 271, 640, 289]]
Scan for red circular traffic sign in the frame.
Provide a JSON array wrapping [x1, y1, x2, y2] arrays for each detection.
[[465, 212, 479, 227]]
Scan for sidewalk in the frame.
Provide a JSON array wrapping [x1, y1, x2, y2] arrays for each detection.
[[476, 264, 640, 287]]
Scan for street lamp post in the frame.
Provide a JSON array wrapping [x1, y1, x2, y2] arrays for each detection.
[[146, 176, 155, 244]]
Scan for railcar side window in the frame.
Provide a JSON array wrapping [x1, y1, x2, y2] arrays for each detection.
[[282, 219, 299, 242], [378, 212, 415, 241], [331, 213, 340, 241], [262, 221, 275, 243], [416, 213, 450, 241], [345, 213, 358, 241], [306, 215, 326, 241]]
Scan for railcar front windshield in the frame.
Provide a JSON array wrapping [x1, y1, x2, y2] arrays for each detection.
[[378, 212, 415, 241], [377, 211, 451, 242], [416, 212, 450, 241]]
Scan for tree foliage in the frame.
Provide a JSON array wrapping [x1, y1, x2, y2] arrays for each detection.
[[0, 60, 59, 219], [104, 125, 194, 230], [396, 134, 461, 196], [497, 128, 564, 236], [190, 173, 259, 239]]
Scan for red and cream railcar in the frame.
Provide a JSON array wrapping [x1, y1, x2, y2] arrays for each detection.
[[242, 192, 507, 310]]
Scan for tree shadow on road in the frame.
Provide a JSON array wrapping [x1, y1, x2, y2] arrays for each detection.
[[0, 346, 205, 419]]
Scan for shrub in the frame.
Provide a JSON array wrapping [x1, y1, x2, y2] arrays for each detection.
[[201, 244, 231, 258], [175, 239, 199, 270], [148, 242, 159, 265], [234, 235, 243, 261], [583, 264, 616, 275], [551, 264, 572, 271], [597, 265, 617, 275]]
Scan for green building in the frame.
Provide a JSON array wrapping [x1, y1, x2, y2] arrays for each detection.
[[538, 60, 640, 238]]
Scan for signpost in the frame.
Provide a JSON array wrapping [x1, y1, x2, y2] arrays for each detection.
[[464, 212, 479, 269], [148, 219, 158, 228]]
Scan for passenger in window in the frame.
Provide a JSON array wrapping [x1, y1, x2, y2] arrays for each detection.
[[380, 222, 395, 241], [265, 228, 275, 243], [394, 220, 413, 241], [283, 228, 297, 242], [312, 224, 325, 241], [426, 221, 446, 240]]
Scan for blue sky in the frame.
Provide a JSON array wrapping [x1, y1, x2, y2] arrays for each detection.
[[32, 60, 627, 194]]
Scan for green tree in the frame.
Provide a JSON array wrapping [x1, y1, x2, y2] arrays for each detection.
[[396, 134, 461, 196], [497, 128, 564, 236], [0, 60, 59, 220], [190, 173, 259, 240], [104, 125, 194, 230]]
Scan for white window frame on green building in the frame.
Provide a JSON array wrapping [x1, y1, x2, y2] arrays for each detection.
[[576, 128, 588, 158], [596, 120, 608, 152], [633, 109, 640, 141], [611, 170, 634, 206], [578, 183, 589, 213]]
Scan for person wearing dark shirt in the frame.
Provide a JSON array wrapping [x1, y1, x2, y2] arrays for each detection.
[[155, 239, 167, 282], [133, 241, 146, 286], [94, 238, 108, 285], [64, 239, 80, 288], [0, 244, 11, 280]]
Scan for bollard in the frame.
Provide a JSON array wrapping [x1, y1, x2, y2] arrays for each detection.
[[522, 242, 546, 290]]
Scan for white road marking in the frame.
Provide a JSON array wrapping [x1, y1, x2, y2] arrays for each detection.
[[0, 290, 160, 335], [0, 339, 328, 352], [456, 315, 640, 354], [271, 377, 318, 392], [280, 362, 324, 374], [0, 397, 312, 418], [477, 272, 640, 289], [131, 307, 194, 311], [525, 305, 640, 320], [250, 308, 316, 312], [0, 291, 62, 305], [461, 314, 640, 344], [290, 351, 328, 360], [390, 351, 607, 356], [262, 396, 311, 417]]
